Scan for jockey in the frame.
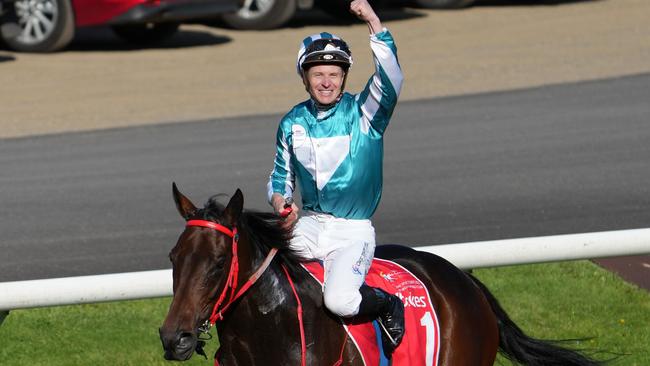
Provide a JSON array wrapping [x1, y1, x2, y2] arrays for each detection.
[[267, 0, 404, 358]]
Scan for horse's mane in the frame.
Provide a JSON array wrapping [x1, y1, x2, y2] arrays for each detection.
[[197, 195, 306, 280]]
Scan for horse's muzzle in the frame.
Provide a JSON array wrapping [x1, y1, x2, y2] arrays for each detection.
[[159, 328, 197, 361]]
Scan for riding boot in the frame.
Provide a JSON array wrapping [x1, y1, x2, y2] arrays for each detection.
[[358, 285, 405, 358]]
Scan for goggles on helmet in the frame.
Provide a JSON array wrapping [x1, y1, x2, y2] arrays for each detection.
[[297, 36, 353, 76]]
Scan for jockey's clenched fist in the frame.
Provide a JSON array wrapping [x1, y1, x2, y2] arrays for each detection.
[[350, 0, 383, 34]]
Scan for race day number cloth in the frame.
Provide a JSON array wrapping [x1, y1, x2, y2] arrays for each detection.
[[302, 258, 440, 366]]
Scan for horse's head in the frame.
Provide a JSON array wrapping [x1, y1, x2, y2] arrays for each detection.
[[159, 183, 243, 361]]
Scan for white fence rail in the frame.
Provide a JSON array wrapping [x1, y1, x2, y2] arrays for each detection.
[[1, 228, 649, 312]]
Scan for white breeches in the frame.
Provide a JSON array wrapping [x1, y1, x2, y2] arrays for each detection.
[[290, 211, 376, 318]]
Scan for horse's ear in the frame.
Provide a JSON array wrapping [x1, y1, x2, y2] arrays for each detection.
[[223, 188, 244, 226], [172, 182, 197, 220]]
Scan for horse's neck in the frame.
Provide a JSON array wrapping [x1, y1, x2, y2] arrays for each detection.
[[232, 263, 315, 322], [216, 263, 349, 365]]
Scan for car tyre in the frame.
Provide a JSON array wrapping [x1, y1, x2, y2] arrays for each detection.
[[221, 0, 296, 30], [0, 0, 75, 52], [413, 0, 475, 9], [111, 22, 180, 45]]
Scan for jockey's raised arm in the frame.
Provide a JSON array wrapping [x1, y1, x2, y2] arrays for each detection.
[[266, 0, 405, 357]]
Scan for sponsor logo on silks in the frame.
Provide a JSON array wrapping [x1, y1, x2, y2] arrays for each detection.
[[379, 271, 399, 282], [395, 292, 428, 308], [352, 242, 372, 276], [291, 124, 307, 146]]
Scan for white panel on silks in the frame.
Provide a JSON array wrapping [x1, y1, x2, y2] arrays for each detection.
[[312, 135, 350, 190]]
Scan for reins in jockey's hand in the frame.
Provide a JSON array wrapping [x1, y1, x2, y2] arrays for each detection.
[[280, 197, 294, 218]]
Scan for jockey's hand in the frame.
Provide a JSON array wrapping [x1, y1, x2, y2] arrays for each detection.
[[350, 0, 382, 34], [271, 194, 299, 229], [282, 203, 299, 229]]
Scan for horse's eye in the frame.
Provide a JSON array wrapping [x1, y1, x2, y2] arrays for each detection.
[[214, 256, 227, 271], [205, 257, 227, 284]]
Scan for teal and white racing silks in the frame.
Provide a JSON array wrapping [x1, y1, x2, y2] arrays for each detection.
[[268, 29, 403, 220]]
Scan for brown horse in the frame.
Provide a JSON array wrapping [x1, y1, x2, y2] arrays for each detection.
[[160, 184, 601, 365]]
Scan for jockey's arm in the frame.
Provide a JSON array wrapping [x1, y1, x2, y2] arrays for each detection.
[[350, 0, 383, 35]]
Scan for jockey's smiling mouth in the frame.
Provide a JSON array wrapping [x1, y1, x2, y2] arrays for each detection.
[[303, 64, 345, 106]]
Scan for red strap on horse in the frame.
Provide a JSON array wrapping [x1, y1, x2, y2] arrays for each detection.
[[281, 264, 306, 366], [188, 219, 338, 366], [185, 219, 279, 326], [279, 264, 346, 366], [187, 220, 234, 237]]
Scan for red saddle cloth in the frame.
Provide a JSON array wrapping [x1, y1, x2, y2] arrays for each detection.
[[302, 258, 440, 366]]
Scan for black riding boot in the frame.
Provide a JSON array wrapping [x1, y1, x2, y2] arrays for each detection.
[[357, 285, 405, 358]]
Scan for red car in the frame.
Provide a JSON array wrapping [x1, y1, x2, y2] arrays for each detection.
[[0, 0, 239, 52]]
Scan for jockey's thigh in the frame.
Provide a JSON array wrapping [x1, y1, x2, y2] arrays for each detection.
[[288, 213, 322, 260], [321, 219, 376, 318]]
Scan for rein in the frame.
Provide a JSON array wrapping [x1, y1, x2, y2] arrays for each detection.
[[184, 219, 343, 366]]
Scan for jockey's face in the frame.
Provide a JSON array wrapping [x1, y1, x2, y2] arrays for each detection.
[[303, 65, 345, 105]]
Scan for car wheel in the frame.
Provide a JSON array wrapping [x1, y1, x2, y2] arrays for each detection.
[[221, 0, 296, 30], [111, 22, 180, 45], [0, 0, 75, 52], [413, 0, 475, 9]]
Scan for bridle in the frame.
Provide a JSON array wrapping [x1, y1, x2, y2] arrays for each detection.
[[182, 218, 340, 366], [185, 219, 278, 328]]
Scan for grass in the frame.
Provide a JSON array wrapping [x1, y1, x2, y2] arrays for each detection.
[[1, 260, 648, 365], [0, 297, 216, 366], [475, 261, 650, 365]]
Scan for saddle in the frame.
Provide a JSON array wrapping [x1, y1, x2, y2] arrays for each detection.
[[302, 258, 440, 366]]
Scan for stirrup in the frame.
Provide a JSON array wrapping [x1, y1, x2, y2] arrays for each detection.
[[377, 317, 399, 346]]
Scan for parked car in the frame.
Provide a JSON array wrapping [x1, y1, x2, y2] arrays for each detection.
[[0, 0, 240, 52], [221, 0, 476, 30]]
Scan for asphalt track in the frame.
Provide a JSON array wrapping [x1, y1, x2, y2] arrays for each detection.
[[1, 74, 649, 288]]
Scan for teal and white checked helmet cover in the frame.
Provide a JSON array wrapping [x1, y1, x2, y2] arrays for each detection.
[[296, 32, 353, 77]]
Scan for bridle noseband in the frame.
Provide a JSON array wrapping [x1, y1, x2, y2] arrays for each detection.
[[185, 219, 278, 327]]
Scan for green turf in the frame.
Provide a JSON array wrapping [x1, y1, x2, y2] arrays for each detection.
[[0, 298, 218, 366], [1, 260, 648, 365], [475, 261, 650, 365]]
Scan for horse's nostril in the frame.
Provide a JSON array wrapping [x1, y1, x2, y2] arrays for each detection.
[[160, 329, 197, 360], [177, 332, 196, 349], [171, 332, 197, 360]]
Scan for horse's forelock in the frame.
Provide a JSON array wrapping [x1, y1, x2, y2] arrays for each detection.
[[196, 194, 228, 221]]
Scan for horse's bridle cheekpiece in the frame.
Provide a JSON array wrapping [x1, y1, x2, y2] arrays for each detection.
[[183, 219, 325, 366], [185, 220, 278, 326]]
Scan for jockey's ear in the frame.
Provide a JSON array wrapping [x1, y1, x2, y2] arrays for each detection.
[[172, 182, 197, 220], [223, 188, 244, 226]]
